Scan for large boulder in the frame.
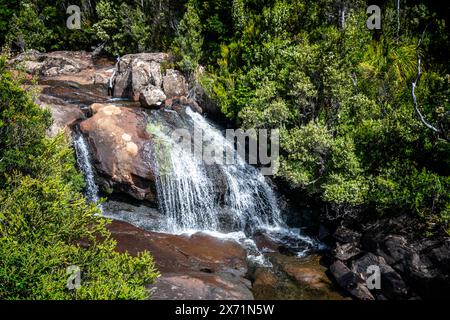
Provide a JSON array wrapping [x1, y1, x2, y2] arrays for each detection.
[[131, 60, 163, 101], [329, 260, 374, 300], [162, 69, 188, 99], [113, 53, 171, 100], [79, 103, 156, 202], [139, 85, 166, 108], [108, 220, 253, 300], [351, 253, 408, 299]]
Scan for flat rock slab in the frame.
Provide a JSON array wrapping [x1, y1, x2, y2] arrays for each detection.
[[107, 220, 253, 300], [149, 272, 253, 300]]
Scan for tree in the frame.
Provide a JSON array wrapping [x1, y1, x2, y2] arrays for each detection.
[[172, 0, 203, 74]]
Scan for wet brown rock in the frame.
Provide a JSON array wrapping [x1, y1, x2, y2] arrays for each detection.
[[163, 96, 202, 114], [251, 254, 347, 300], [107, 220, 253, 300], [80, 104, 156, 201], [150, 272, 253, 300], [271, 254, 336, 292], [35, 94, 84, 137]]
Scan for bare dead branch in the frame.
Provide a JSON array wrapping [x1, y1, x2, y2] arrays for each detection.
[[411, 26, 449, 142]]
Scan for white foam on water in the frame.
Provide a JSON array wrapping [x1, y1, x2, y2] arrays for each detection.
[[73, 133, 103, 213]]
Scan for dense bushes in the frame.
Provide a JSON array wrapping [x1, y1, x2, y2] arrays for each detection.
[[175, 0, 450, 235], [1, 0, 449, 239], [0, 58, 158, 299], [2, 0, 187, 55]]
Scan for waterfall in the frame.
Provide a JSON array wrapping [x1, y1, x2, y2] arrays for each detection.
[[148, 107, 282, 234], [150, 125, 220, 232], [73, 133, 102, 208], [186, 108, 282, 230]]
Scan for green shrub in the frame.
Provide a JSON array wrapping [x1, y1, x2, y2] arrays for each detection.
[[0, 58, 159, 300]]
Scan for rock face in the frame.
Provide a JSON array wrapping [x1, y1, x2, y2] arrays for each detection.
[[10, 51, 94, 77], [139, 85, 166, 108], [34, 94, 84, 137], [79, 103, 157, 201], [326, 217, 450, 300], [108, 220, 253, 300], [162, 69, 188, 98], [112, 53, 171, 101]]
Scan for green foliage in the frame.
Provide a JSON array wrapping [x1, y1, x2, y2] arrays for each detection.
[[0, 57, 51, 176], [279, 122, 333, 188], [188, 0, 450, 234], [93, 0, 125, 56], [1, 0, 449, 237], [5, 1, 52, 52], [0, 58, 159, 299], [172, 0, 204, 74], [371, 161, 450, 231], [1, 0, 187, 55], [0, 0, 18, 46]]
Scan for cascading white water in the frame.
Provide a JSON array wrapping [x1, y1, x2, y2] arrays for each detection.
[[146, 107, 325, 259], [186, 108, 282, 230], [149, 124, 220, 232], [73, 133, 101, 207], [148, 107, 282, 234]]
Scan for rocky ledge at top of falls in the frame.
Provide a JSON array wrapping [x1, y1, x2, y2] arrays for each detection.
[[10, 51, 204, 202]]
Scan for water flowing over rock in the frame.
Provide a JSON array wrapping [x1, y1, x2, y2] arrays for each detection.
[[14, 50, 333, 300], [73, 133, 101, 204], [147, 106, 282, 234]]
